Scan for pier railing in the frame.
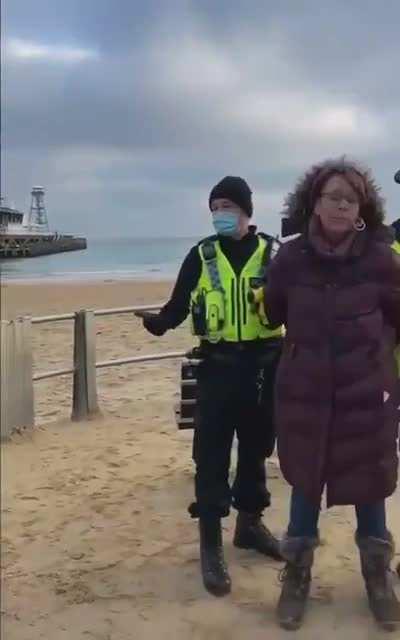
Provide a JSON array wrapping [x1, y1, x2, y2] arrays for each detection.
[[1, 305, 186, 439]]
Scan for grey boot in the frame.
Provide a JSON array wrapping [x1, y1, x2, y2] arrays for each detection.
[[356, 532, 400, 632], [233, 511, 282, 560], [276, 535, 319, 631], [199, 516, 231, 597]]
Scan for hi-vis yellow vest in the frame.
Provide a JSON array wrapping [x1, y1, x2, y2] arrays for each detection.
[[190, 236, 283, 343], [392, 240, 400, 255]]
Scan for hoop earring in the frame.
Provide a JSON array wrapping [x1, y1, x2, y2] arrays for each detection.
[[353, 217, 366, 232]]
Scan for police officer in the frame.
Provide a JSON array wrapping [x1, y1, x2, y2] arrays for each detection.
[[137, 176, 283, 596]]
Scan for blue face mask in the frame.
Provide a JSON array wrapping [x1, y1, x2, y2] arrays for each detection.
[[212, 211, 240, 237]]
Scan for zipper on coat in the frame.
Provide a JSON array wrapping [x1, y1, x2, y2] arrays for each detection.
[[324, 282, 336, 505]]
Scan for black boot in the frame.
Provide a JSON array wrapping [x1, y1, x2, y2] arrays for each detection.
[[356, 532, 400, 632], [199, 516, 231, 597], [277, 536, 318, 631], [233, 511, 282, 560]]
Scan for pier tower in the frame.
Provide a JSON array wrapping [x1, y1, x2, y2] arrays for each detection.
[[27, 186, 49, 230]]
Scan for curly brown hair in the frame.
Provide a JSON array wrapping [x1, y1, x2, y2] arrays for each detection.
[[281, 157, 386, 233]]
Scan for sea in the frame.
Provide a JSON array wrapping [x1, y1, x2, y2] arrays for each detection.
[[0, 236, 199, 283]]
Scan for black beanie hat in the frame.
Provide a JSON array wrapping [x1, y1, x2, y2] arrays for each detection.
[[209, 176, 253, 218]]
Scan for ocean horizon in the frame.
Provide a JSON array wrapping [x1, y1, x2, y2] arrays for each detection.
[[0, 236, 200, 283]]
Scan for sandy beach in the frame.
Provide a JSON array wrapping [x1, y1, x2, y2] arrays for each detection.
[[1, 279, 399, 640]]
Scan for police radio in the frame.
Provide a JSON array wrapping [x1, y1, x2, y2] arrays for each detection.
[[174, 349, 202, 430]]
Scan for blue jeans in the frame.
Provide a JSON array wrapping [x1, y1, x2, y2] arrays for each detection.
[[287, 488, 387, 539]]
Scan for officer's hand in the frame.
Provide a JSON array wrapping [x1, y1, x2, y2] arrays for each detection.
[[134, 311, 166, 336], [248, 287, 265, 313], [248, 287, 271, 326]]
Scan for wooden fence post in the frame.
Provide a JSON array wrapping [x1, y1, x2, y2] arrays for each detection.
[[1, 320, 13, 439], [19, 316, 34, 429], [71, 310, 99, 420], [0, 317, 34, 439]]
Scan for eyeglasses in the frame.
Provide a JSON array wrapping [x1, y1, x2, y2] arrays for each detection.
[[320, 191, 359, 206]]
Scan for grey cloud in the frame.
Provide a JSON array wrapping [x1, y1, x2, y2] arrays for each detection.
[[3, 1, 400, 237]]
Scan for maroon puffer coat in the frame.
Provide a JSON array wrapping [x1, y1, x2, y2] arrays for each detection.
[[265, 224, 400, 506]]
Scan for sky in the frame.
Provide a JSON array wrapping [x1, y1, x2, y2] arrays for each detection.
[[2, 0, 400, 238]]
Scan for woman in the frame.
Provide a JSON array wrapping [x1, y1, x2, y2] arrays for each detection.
[[264, 158, 400, 631]]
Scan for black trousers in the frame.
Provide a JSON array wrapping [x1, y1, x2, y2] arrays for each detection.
[[188, 347, 281, 519]]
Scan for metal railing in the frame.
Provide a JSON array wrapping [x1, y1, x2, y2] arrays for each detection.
[[1, 304, 186, 439]]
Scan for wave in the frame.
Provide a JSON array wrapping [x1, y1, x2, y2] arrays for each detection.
[[2, 264, 179, 284]]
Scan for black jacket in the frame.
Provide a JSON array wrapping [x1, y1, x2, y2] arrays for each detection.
[[392, 218, 400, 241]]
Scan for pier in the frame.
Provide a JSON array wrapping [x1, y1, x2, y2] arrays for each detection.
[[0, 233, 87, 258], [0, 186, 87, 259]]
